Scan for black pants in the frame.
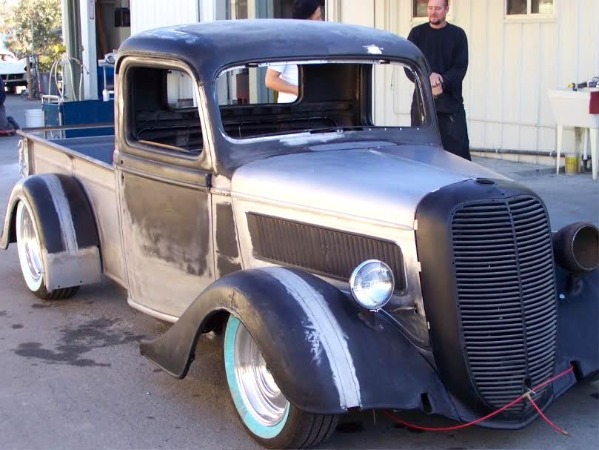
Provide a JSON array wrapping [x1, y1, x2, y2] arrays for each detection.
[[0, 104, 9, 130], [437, 108, 471, 161]]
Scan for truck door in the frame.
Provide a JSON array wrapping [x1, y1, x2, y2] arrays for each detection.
[[115, 61, 215, 321]]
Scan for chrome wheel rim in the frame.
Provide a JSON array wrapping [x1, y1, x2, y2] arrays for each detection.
[[233, 321, 288, 427], [16, 201, 44, 291]]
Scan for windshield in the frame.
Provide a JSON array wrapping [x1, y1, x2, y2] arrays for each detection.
[[216, 59, 427, 141]]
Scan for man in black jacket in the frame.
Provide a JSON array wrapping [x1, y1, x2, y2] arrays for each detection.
[[408, 0, 471, 160], [0, 78, 19, 133]]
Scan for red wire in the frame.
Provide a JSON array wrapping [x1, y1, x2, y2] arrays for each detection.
[[526, 393, 569, 436], [384, 365, 574, 433]]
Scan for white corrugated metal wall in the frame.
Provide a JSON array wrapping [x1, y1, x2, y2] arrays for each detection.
[[115, 0, 598, 155], [330, 0, 599, 155], [130, 0, 200, 34], [458, 0, 599, 154]]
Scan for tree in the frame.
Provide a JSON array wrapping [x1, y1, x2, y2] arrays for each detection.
[[1, 0, 63, 72]]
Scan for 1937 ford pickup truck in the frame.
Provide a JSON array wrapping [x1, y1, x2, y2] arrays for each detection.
[[1, 20, 598, 449]]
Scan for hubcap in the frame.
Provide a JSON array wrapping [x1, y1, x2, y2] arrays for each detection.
[[234, 322, 289, 427], [16, 201, 44, 290]]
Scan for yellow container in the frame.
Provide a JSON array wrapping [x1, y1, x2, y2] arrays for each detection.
[[564, 155, 580, 174]]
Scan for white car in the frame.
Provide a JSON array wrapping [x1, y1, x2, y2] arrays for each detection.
[[0, 50, 27, 93]]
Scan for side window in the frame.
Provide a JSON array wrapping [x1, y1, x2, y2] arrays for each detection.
[[128, 66, 203, 155], [413, 0, 427, 18], [506, 0, 553, 15], [412, 0, 453, 21], [373, 63, 424, 127]]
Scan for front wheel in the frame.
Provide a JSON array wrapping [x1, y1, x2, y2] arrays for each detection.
[[224, 315, 338, 449], [15, 200, 79, 300]]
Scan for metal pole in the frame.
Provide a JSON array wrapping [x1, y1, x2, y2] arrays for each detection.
[[61, 0, 83, 100]]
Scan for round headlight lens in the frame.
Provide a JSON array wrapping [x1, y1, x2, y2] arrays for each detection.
[[349, 260, 394, 311]]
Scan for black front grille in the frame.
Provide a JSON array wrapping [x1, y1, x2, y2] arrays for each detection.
[[1, 73, 25, 81], [452, 196, 557, 413], [247, 213, 406, 291]]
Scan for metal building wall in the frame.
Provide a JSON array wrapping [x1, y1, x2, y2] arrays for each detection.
[[89, 0, 597, 155], [332, 0, 599, 156], [130, 0, 200, 34], [457, 0, 599, 155]]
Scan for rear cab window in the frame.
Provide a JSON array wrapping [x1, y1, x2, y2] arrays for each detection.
[[215, 59, 429, 142]]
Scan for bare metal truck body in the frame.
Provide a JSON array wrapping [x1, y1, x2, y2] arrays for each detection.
[[1, 20, 597, 449]]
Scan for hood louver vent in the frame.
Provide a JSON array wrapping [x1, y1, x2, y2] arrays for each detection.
[[247, 213, 406, 291]]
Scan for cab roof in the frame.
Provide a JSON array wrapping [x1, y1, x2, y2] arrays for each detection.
[[117, 19, 426, 78]]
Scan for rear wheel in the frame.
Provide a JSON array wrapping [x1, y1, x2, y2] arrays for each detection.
[[15, 200, 79, 300], [224, 315, 338, 449]]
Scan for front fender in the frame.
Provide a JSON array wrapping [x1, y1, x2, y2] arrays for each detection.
[[552, 266, 599, 396], [141, 267, 456, 416]]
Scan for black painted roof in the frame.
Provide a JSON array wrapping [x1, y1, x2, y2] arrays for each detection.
[[117, 19, 426, 78]]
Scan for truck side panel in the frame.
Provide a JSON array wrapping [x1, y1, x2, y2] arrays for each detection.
[[21, 134, 126, 286]]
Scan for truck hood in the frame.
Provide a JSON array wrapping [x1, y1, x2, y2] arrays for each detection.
[[231, 144, 507, 228]]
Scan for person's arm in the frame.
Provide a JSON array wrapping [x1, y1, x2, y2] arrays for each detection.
[[404, 28, 419, 83], [265, 68, 298, 96], [440, 28, 468, 94]]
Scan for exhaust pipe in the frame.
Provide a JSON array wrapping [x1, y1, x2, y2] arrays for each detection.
[[552, 222, 599, 274]]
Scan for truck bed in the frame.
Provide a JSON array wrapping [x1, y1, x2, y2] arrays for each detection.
[[22, 132, 126, 286], [49, 135, 116, 166]]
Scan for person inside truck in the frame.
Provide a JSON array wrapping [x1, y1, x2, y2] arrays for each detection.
[[264, 0, 323, 103]]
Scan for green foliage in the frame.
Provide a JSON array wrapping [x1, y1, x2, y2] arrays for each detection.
[[1, 0, 63, 72], [39, 42, 67, 72]]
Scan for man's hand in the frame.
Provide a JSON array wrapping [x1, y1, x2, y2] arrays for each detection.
[[430, 72, 444, 98]]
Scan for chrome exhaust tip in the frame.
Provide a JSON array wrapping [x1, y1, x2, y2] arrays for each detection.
[[553, 222, 599, 274]]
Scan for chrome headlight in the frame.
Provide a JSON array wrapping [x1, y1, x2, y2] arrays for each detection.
[[349, 260, 394, 311]]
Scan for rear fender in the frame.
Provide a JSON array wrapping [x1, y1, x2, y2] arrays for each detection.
[[0, 174, 102, 289], [141, 267, 456, 416]]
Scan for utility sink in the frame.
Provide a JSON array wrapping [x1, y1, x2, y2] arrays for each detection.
[[548, 89, 599, 129], [547, 88, 599, 180]]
